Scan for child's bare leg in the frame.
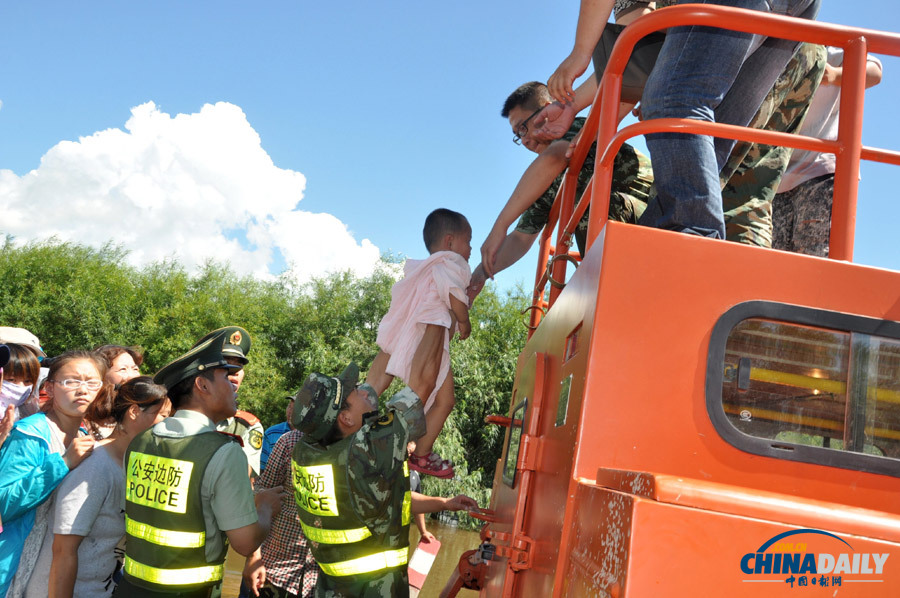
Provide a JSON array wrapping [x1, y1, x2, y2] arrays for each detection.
[[414, 369, 455, 458], [407, 324, 445, 402], [365, 350, 395, 395]]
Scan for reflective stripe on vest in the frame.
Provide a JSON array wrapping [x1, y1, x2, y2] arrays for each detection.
[[317, 547, 409, 577], [124, 555, 223, 585], [401, 491, 411, 526], [401, 460, 411, 525], [126, 516, 205, 548], [301, 521, 372, 544]]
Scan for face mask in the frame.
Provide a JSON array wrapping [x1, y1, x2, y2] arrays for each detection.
[[0, 380, 34, 411]]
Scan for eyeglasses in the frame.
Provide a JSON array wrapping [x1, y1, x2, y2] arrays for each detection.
[[512, 106, 546, 145], [54, 379, 103, 391]]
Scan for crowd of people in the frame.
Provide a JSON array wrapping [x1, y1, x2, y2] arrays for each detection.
[[0, 314, 477, 598], [0, 2, 885, 598]]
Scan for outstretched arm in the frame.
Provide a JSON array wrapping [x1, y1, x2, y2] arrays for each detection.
[[467, 231, 538, 304], [481, 141, 570, 277], [411, 491, 479, 515]]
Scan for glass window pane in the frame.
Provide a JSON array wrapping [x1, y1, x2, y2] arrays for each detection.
[[503, 399, 527, 487], [859, 336, 900, 458], [723, 319, 850, 447]]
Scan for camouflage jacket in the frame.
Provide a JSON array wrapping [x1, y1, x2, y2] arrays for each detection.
[[294, 387, 425, 597], [515, 117, 654, 254]]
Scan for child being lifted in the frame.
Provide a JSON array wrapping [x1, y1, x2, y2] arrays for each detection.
[[365, 208, 472, 478]]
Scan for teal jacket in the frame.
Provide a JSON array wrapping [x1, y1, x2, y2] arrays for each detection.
[[0, 413, 70, 596]]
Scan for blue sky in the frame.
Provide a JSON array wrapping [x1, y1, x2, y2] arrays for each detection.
[[1, 2, 897, 290]]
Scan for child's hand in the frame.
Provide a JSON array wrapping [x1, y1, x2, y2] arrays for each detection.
[[564, 128, 585, 160], [456, 318, 471, 340]]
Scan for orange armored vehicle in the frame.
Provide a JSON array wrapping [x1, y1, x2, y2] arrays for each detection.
[[449, 6, 900, 597]]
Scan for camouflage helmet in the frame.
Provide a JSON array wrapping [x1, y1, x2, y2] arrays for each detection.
[[292, 363, 360, 442]]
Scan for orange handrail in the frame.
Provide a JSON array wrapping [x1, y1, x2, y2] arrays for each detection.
[[525, 5, 900, 337]]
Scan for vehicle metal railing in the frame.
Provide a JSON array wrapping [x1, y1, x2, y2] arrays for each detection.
[[526, 5, 900, 336]]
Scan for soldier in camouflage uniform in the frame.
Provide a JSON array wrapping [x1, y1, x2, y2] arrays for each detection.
[[469, 81, 653, 302], [720, 43, 827, 246], [291, 364, 477, 597]]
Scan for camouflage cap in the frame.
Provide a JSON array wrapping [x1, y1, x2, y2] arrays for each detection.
[[192, 326, 251, 365], [292, 363, 360, 442], [154, 329, 244, 390]]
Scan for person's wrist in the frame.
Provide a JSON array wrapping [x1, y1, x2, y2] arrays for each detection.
[[570, 43, 593, 60]]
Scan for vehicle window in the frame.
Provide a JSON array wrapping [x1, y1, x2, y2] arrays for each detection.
[[503, 398, 528, 488], [708, 303, 900, 475]]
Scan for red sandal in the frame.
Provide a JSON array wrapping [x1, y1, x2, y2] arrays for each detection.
[[409, 451, 454, 479]]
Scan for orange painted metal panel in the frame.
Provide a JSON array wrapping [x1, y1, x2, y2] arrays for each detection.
[[625, 494, 900, 596], [562, 481, 900, 597], [577, 222, 900, 511]]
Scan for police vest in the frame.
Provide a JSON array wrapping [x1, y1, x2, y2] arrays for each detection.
[[123, 429, 233, 591], [291, 425, 412, 579]]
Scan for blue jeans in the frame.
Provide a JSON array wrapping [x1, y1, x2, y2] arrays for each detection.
[[638, 0, 820, 238]]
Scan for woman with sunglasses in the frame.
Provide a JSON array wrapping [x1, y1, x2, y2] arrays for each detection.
[[0, 350, 107, 597]]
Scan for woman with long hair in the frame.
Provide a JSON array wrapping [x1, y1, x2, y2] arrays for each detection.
[[22, 376, 171, 598]]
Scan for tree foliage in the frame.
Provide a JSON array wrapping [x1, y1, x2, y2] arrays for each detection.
[[0, 238, 529, 525]]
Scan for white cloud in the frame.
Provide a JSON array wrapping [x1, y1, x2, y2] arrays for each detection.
[[0, 101, 380, 281]]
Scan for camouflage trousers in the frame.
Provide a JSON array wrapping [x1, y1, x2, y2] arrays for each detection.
[[772, 173, 833, 257], [719, 43, 827, 247]]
